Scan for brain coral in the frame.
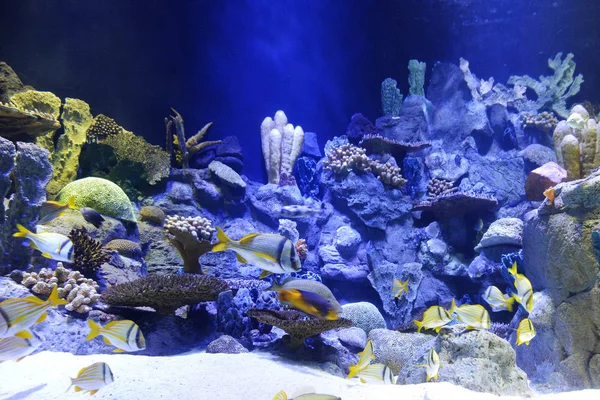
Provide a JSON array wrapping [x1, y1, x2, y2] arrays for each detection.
[[56, 177, 136, 221]]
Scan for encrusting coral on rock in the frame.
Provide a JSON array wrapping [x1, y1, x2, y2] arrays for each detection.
[[426, 178, 457, 198], [140, 206, 166, 225], [21, 263, 101, 314], [520, 111, 558, 133], [165, 215, 216, 274], [101, 274, 229, 315], [86, 114, 123, 143], [260, 110, 304, 185]]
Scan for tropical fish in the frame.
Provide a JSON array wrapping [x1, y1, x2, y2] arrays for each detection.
[[80, 207, 105, 229], [474, 218, 484, 232], [273, 390, 340, 400], [278, 204, 323, 219], [414, 305, 452, 333], [268, 278, 342, 314], [392, 279, 409, 299], [38, 195, 77, 225], [450, 299, 490, 329], [212, 227, 301, 279], [567, 112, 589, 130], [483, 286, 515, 312], [543, 187, 555, 206], [516, 318, 536, 346], [0, 286, 67, 339], [86, 319, 146, 353], [418, 347, 440, 382], [0, 330, 42, 363], [277, 289, 338, 320], [66, 362, 114, 396], [347, 340, 375, 379], [13, 224, 74, 263], [508, 263, 534, 312], [357, 363, 395, 384]]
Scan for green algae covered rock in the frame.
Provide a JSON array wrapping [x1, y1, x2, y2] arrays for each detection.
[[56, 177, 136, 221]]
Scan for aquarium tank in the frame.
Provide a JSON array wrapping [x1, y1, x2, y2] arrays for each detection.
[[2, 0, 600, 399]]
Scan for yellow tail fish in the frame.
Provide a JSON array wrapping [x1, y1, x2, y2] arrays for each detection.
[[87, 319, 146, 353], [66, 362, 114, 396], [13, 224, 74, 263]]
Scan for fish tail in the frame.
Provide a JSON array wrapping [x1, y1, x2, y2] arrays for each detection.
[[505, 296, 515, 312], [414, 319, 423, 332], [449, 298, 457, 314], [212, 227, 231, 252], [47, 286, 68, 307], [65, 378, 75, 393], [86, 319, 102, 341], [347, 365, 358, 379], [66, 195, 78, 210], [508, 261, 518, 277], [13, 223, 31, 238]]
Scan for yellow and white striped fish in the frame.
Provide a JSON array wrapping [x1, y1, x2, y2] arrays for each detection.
[[38, 195, 78, 225], [13, 224, 74, 263], [212, 227, 301, 279], [0, 286, 67, 339], [414, 305, 452, 333], [86, 319, 146, 353], [450, 299, 491, 330], [516, 318, 536, 346], [347, 339, 375, 379], [392, 279, 409, 299], [273, 390, 340, 400], [0, 330, 42, 362], [418, 347, 440, 382], [508, 262, 534, 312], [483, 286, 515, 312], [357, 363, 395, 384], [67, 362, 114, 396]]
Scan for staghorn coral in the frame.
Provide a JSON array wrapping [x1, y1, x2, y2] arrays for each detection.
[[508, 52, 583, 118], [413, 192, 498, 219], [165, 215, 215, 274], [260, 110, 305, 186], [427, 178, 457, 198], [101, 274, 229, 315], [520, 112, 558, 133], [246, 308, 352, 348], [21, 263, 101, 314], [166, 108, 221, 169], [102, 129, 170, 185], [140, 205, 166, 225], [56, 177, 136, 221], [105, 239, 142, 259], [86, 114, 123, 143], [323, 143, 407, 188], [68, 228, 111, 277]]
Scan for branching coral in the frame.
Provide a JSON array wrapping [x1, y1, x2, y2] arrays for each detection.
[[165, 215, 215, 274], [86, 114, 123, 143], [21, 263, 100, 313], [508, 53, 584, 118], [520, 112, 558, 133], [246, 308, 352, 348], [460, 58, 526, 108], [427, 178, 457, 198], [101, 274, 229, 315], [323, 143, 407, 188], [260, 110, 305, 185], [166, 108, 221, 169], [68, 228, 111, 277]]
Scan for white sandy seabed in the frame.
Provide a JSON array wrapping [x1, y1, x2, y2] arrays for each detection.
[[0, 351, 599, 400]]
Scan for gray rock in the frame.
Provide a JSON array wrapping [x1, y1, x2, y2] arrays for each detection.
[[426, 238, 447, 257], [0, 276, 32, 300], [465, 151, 525, 205], [336, 327, 367, 350], [425, 145, 469, 182], [424, 222, 441, 239], [278, 219, 299, 244], [376, 95, 433, 142], [334, 226, 361, 257], [97, 256, 146, 289], [206, 335, 249, 354], [341, 302, 386, 334], [166, 181, 195, 203], [475, 217, 523, 250], [590, 354, 600, 387], [398, 326, 530, 396], [520, 144, 557, 167], [301, 131, 322, 158], [368, 328, 433, 374]]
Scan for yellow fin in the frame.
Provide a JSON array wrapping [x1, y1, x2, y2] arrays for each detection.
[[359, 377, 366, 383], [113, 348, 125, 353], [89, 390, 99, 395], [15, 356, 26, 362], [47, 286, 68, 307], [272, 390, 288, 400], [74, 386, 82, 392], [13, 224, 31, 238], [239, 233, 261, 244], [66, 195, 78, 210], [236, 253, 248, 264], [104, 337, 112, 345], [15, 330, 33, 339], [259, 270, 273, 279], [35, 313, 47, 324], [41, 252, 53, 259], [86, 319, 102, 341]]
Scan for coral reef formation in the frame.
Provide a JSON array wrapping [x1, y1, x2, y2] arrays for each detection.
[[0, 62, 25, 102], [520, 111, 558, 133], [381, 78, 402, 117], [86, 114, 123, 143], [260, 110, 304, 185], [247, 308, 352, 348], [164, 215, 215, 274], [101, 274, 229, 314], [0, 98, 60, 139], [508, 53, 583, 118], [46, 98, 93, 198], [56, 177, 136, 221], [68, 228, 111, 277], [359, 134, 431, 161], [426, 178, 457, 198], [323, 143, 407, 187], [8, 90, 62, 150], [21, 263, 101, 314], [105, 239, 142, 259], [408, 59, 426, 97], [140, 206, 166, 225]]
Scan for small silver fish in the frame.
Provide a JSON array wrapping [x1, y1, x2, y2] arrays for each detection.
[[0, 330, 42, 363], [67, 362, 114, 395], [13, 224, 74, 263], [86, 319, 146, 353], [278, 204, 322, 219], [212, 227, 301, 279]]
